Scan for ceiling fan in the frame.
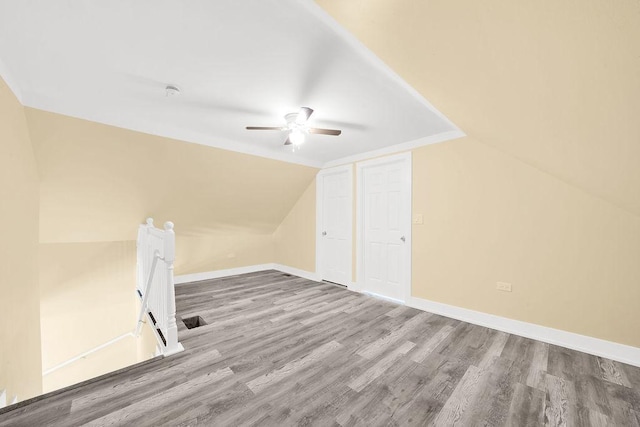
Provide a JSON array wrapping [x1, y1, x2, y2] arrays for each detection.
[[246, 107, 341, 146]]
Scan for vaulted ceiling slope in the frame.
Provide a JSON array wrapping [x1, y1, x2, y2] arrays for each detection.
[[317, 0, 640, 216], [0, 0, 461, 168], [26, 108, 317, 243]]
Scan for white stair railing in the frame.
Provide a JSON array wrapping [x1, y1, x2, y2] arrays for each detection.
[[135, 218, 184, 356]]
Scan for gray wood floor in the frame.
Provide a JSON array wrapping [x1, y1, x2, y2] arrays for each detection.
[[1, 270, 639, 426]]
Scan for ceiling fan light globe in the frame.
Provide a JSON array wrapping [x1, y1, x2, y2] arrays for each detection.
[[289, 129, 305, 146]]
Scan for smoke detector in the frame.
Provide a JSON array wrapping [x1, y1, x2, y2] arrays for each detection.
[[165, 85, 180, 97]]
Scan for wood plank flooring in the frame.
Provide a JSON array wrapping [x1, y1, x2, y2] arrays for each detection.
[[1, 270, 639, 426]]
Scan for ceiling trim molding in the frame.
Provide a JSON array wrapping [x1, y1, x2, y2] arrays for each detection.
[[298, 0, 462, 133], [9, 0, 464, 170], [22, 103, 325, 169], [25, 101, 465, 170], [322, 129, 466, 168], [0, 57, 23, 104]]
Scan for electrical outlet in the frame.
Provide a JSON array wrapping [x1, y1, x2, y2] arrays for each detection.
[[496, 282, 512, 292], [413, 213, 424, 225]]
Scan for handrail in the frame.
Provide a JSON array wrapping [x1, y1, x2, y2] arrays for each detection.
[[134, 250, 160, 337], [135, 218, 184, 356], [42, 332, 135, 377]]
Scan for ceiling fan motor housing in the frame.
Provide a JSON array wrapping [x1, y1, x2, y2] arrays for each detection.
[[245, 107, 341, 146], [285, 112, 307, 132]]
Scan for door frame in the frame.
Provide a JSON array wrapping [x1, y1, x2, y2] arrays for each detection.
[[315, 164, 353, 286], [356, 152, 412, 303]]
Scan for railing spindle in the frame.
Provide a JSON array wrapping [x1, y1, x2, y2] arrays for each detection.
[[134, 218, 184, 356]]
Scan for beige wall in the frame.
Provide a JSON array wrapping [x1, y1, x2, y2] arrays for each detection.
[[24, 107, 317, 395], [177, 233, 274, 275], [26, 108, 317, 244], [43, 336, 138, 393], [274, 180, 316, 272], [27, 104, 317, 288], [39, 241, 138, 383], [5, 0, 639, 397], [317, 0, 640, 217], [303, 0, 640, 348], [412, 138, 640, 348], [43, 314, 156, 392], [278, 140, 640, 348], [41, 245, 159, 393], [0, 76, 43, 400], [26, 106, 314, 277]]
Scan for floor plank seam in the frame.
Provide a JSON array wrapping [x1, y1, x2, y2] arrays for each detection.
[[2, 271, 640, 426]]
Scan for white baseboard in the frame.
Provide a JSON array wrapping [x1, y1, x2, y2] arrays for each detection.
[[175, 263, 320, 285], [178, 265, 640, 366], [361, 290, 404, 305], [174, 264, 275, 284], [0, 390, 15, 408], [406, 296, 640, 368], [272, 264, 320, 282]]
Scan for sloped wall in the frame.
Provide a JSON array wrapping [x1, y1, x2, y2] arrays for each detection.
[[412, 138, 640, 348], [317, 0, 640, 217], [27, 107, 317, 392], [26, 108, 317, 244], [273, 179, 316, 272], [309, 0, 640, 349], [0, 76, 42, 400], [275, 138, 640, 348], [39, 240, 138, 392]]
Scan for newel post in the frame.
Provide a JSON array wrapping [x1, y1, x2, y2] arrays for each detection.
[[163, 221, 184, 356], [137, 218, 154, 292]]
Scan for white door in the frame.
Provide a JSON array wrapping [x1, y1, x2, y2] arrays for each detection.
[[358, 153, 411, 302], [317, 165, 352, 286]]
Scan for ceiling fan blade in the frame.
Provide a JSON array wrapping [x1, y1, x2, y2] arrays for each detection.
[[284, 136, 293, 146], [296, 107, 314, 124], [246, 126, 286, 131], [308, 128, 342, 136]]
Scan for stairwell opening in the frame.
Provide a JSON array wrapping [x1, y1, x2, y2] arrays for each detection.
[[182, 315, 207, 329]]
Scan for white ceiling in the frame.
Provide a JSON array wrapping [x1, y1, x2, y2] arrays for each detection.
[[0, 0, 463, 168]]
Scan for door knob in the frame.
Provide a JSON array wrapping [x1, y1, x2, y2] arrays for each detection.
[[400, 236, 406, 242], [322, 231, 327, 236]]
